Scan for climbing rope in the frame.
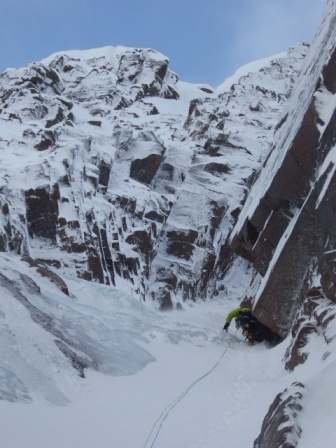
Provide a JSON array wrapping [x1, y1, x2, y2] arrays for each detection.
[[142, 332, 236, 448]]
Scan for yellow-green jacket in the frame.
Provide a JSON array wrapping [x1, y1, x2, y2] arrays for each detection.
[[225, 307, 251, 324]]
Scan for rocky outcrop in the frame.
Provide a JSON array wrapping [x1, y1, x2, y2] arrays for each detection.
[[26, 184, 60, 242], [254, 382, 304, 448], [284, 291, 336, 371], [43, 46, 179, 109], [230, 3, 336, 336]]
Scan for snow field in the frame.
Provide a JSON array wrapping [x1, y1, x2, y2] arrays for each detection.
[[0, 265, 336, 448], [0, 273, 297, 448]]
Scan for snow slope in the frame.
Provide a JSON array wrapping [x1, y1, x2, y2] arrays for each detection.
[[216, 51, 287, 95], [0, 252, 335, 447]]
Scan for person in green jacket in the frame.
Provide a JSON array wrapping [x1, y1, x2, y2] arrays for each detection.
[[223, 307, 252, 333], [223, 306, 282, 346]]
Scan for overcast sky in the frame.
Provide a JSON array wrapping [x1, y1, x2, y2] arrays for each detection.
[[1, 0, 327, 87]]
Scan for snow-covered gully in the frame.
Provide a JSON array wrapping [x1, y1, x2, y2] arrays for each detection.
[[1, 268, 334, 448], [142, 330, 236, 448]]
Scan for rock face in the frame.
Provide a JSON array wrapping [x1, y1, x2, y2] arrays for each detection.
[[230, 1, 336, 337], [254, 382, 305, 448], [0, 44, 307, 307], [284, 289, 336, 371]]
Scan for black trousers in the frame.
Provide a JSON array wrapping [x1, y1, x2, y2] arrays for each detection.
[[245, 319, 281, 345]]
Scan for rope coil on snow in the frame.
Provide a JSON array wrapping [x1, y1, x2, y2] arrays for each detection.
[[142, 332, 236, 448]]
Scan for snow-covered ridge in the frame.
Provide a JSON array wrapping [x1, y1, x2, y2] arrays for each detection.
[[231, 2, 336, 239], [216, 50, 287, 94], [41, 45, 169, 66]]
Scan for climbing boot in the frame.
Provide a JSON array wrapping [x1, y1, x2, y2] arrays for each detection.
[[247, 332, 254, 346]]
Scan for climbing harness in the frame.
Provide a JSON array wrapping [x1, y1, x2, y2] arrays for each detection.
[[142, 332, 236, 448]]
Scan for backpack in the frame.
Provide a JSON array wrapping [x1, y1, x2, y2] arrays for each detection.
[[235, 310, 252, 328]]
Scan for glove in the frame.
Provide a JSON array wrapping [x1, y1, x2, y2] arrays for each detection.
[[223, 322, 229, 332]]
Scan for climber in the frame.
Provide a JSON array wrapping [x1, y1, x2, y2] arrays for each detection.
[[223, 307, 252, 337], [223, 307, 281, 346]]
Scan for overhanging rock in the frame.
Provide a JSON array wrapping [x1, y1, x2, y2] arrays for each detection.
[[230, 4, 336, 336]]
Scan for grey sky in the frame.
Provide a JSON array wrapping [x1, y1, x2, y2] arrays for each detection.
[[0, 0, 327, 86]]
